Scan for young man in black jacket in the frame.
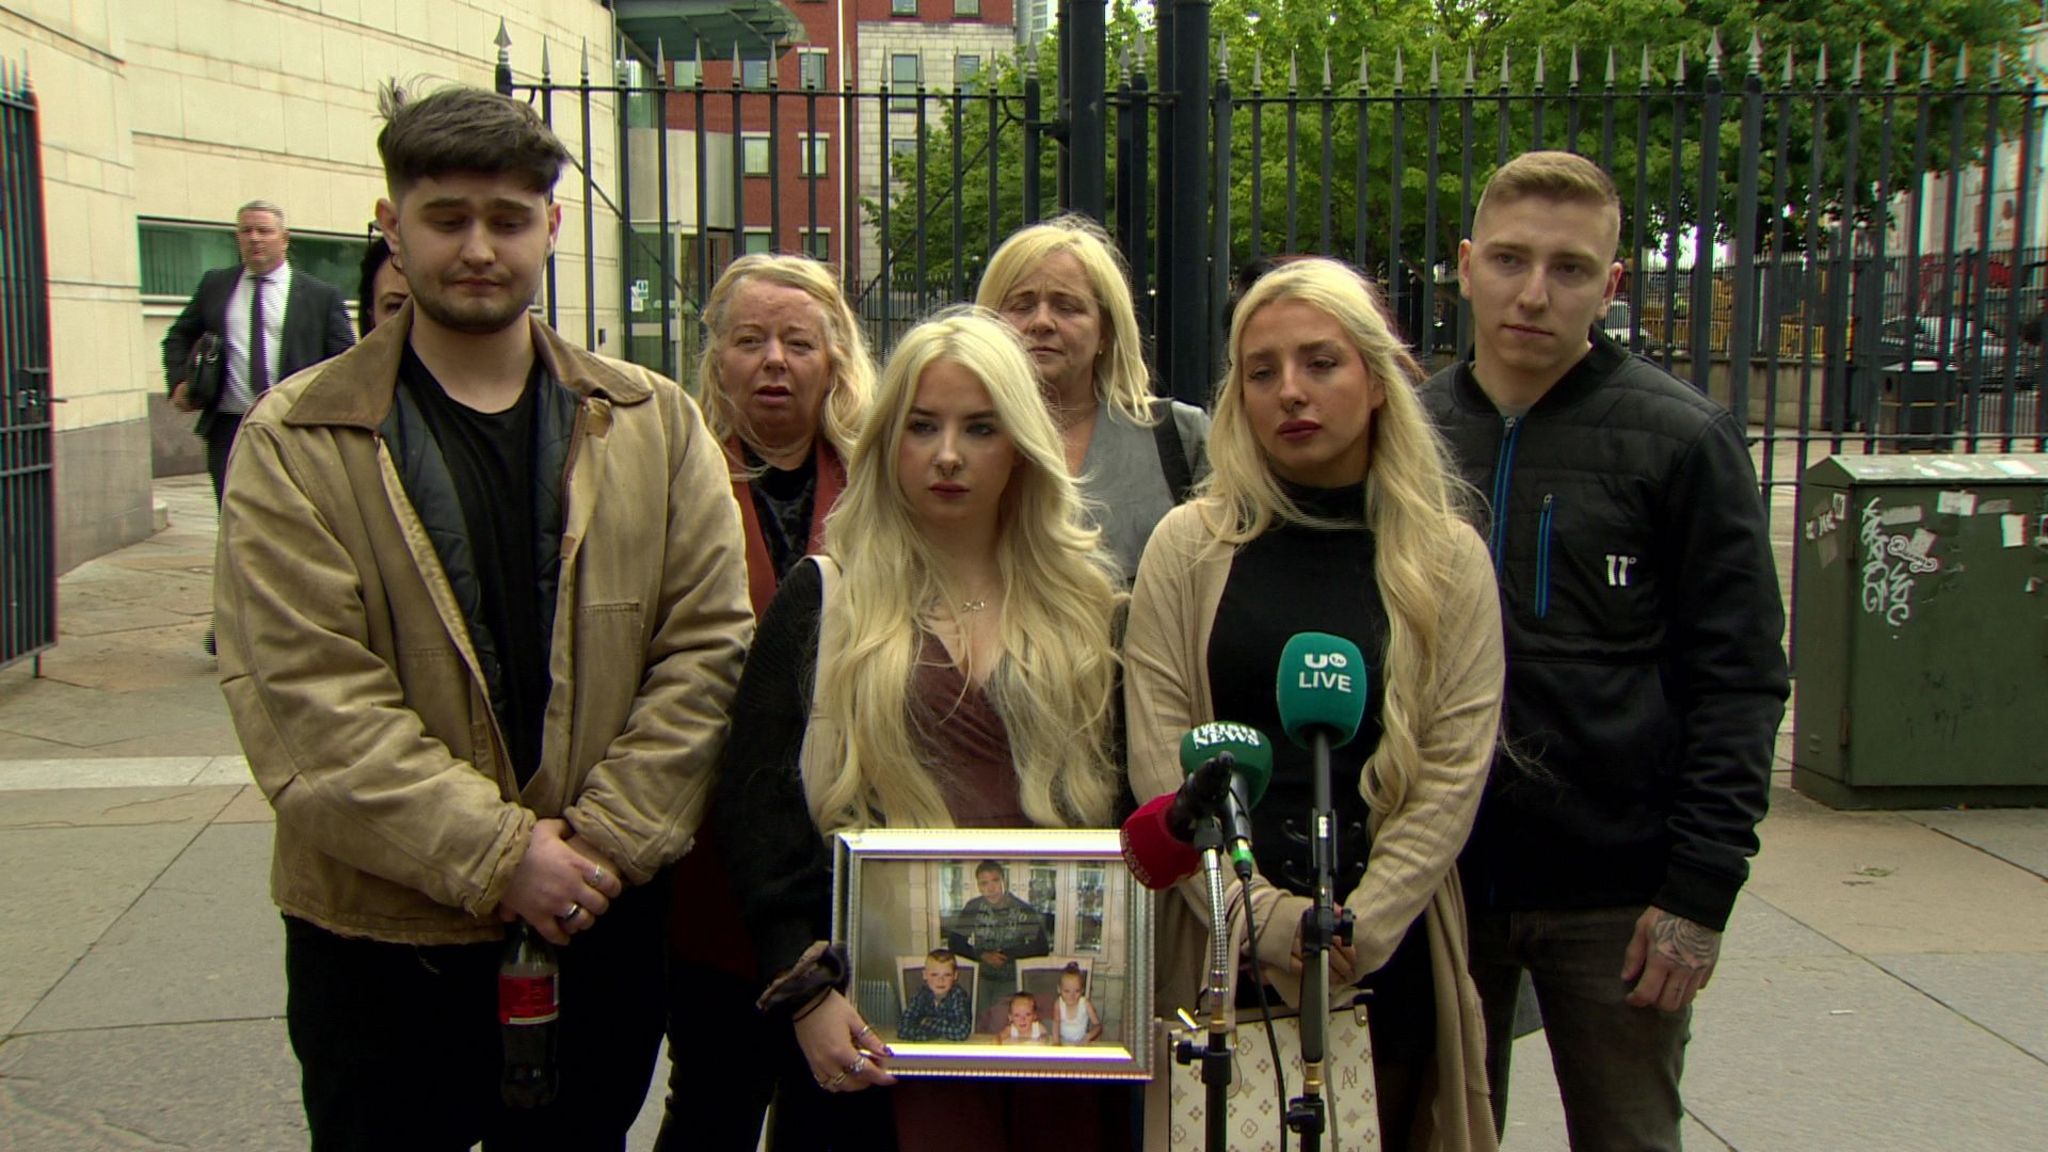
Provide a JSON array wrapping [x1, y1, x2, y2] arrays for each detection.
[[1422, 151, 1789, 1151]]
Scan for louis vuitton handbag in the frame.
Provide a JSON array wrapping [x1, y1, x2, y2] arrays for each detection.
[[182, 332, 224, 409], [1151, 1002, 1381, 1152]]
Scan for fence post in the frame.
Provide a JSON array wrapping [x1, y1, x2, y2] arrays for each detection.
[[1160, 0, 1213, 400], [1066, 0, 1106, 222], [1728, 34, 1764, 436]]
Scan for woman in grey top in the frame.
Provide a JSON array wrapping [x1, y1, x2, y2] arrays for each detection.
[[977, 215, 1209, 578]]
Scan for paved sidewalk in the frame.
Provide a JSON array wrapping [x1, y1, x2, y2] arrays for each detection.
[[1, 475, 2043, 1150]]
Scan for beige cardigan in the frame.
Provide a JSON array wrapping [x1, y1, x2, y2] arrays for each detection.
[[1123, 501, 1504, 1152]]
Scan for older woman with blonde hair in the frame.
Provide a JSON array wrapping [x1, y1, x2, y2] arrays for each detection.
[[657, 252, 875, 1152], [977, 214, 1209, 579], [716, 307, 1128, 1150], [1124, 258, 1505, 1150]]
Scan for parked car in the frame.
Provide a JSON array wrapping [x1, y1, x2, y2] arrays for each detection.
[[1873, 315, 2041, 390]]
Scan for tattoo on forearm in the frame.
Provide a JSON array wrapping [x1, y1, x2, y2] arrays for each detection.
[[1650, 913, 1719, 973]]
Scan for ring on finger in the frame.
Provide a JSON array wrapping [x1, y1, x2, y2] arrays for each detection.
[[590, 866, 605, 886], [847, 1053, 869, 1075], [826, 1069, 851, 1089], [561, 901, 583, 921]]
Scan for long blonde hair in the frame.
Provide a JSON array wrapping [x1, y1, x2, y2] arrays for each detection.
[[807, 308, 1124, 834], [975, 214, 1156, 425], [697, 253, 873, 461], [1203, 258, 1468, 818]]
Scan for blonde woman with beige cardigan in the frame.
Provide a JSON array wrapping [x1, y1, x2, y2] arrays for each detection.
[[1124, 259, 1504, 1150]]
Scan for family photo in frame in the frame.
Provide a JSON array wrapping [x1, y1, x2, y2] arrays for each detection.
[[832, 830, 1154, 1080]]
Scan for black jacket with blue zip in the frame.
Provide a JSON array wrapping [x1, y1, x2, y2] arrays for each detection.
[[1421, 331, 1789, 932]]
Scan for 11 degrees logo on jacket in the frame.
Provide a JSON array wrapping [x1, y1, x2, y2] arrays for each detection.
[[1604, 554, 1639, 588]]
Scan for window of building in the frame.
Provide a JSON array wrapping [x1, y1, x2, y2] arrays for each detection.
[[673, 58, 703, 87], [802, 228, 831, 262], [138, 219, 362, 302], [954, 54, 982, 93], [890, 53, 921, 110], [743, 229, 775, 256], [955, 0, 981, 16], [891, 0, 917, 15], [798, 48, 829, 92], [888, 137, 918, 185], [741, 50, 771, 89], [799, 134, 830, 178], [741, 134, 772, 177]]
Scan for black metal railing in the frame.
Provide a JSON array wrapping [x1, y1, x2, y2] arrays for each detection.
[[501, 28, 2048, 531], [0, 63, 55, 673]]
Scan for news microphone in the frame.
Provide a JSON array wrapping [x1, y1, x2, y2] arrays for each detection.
[[1118, 722, 1275, 889], [1175, 722, 1273, 879], [1275, 632, 1368, 749], [1119, 793, 1197, 890]]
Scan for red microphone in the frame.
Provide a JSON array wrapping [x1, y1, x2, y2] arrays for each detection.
[[1120, 792, 1200, 890]]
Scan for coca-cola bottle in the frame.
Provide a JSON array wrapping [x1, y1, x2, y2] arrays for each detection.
[[499, 921, 560, 1108]]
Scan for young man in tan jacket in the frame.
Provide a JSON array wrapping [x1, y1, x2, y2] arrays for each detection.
[[214, 84, 752, 1148]]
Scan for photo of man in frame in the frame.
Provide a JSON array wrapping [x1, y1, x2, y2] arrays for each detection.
[[944, 860, 1051, 1023]]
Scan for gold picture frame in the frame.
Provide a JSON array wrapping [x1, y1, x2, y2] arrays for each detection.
[[833, 829, 1155, 1080]]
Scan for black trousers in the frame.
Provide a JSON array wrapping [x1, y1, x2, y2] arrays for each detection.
[[653, 958, 777, 1152], [283, 870, 671, 1152], [204, 411, 243, 506]]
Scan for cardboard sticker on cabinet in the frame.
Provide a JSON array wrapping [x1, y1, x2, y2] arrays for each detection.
[[1935, 491, 1977, 516], [1991, 458, 2038, 477], [1880, 504, 1925, 527], [2003, 514, 2027, 548], [1978, 499, 2013, 516], [1817, 531, 1841, 568]]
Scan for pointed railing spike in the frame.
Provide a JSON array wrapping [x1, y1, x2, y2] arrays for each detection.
[[1252, 51, 1262, 88], [1606, 45, 1617, 86], [1323, 48, 1332, 89], [1956, 44, 1969, 84], [1503, 46, 1514, 88], [1749, 31, 1764, 75], [580, 38, 589, 82], [1640, 44, 1652, 86], [1430, 46, 1441, 89], [1992, 49, 2003, 81], [1850, 42, 1863, 84], [1466, 47, 1477, 89], [1920, 44, 1933, 84], [655, 38, 666, 86], [1570, 45, 1581, 86], [1289, 49, 1298, 91], [1215, 37, 1227, 80], [540, 40, 551, 81], [1816, 43, 1828, 86], [1675, 45, 1685, 86], [1783, 47, 1795, 87], [1394, 46, 1404, 88], [495, 18, 511, 52], [1360, 49, 1369, 90], [1534, 45, 1546, 86], [1117, 47, 1130, 83], [1708, 30, 1723, 76], [1886, 45, 1898, 87]]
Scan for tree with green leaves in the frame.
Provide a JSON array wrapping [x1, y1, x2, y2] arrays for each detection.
[[873, 0, 2041, 287]]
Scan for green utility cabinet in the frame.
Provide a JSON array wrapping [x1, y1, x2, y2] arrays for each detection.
[[1793, 454, 2048, 808]]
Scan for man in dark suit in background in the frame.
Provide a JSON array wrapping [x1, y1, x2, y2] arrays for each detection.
[[163, 199, 355, 502], [162, 199, 354, 653]]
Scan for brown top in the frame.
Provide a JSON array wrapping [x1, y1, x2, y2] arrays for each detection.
[[909, 630, 1025, 828]]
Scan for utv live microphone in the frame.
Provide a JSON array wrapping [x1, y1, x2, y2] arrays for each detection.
[[1175, 722, 1273, 880], [1275, 632, 1369, 750]]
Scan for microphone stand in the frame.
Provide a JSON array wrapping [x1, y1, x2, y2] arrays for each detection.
[[1171, 796, 1235, 1152], [1287, 728, 1353, 1152]]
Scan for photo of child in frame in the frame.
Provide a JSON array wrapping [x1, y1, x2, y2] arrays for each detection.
[[897, 949, 974, 1042]]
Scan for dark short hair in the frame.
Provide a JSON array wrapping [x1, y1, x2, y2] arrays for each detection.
[[356, 232, 395, 338], [974, 860, 1006, 880], [376, 83, 570, 198]]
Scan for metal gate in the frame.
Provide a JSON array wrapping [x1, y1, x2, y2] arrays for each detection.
[[0, 66, 55, 673]]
